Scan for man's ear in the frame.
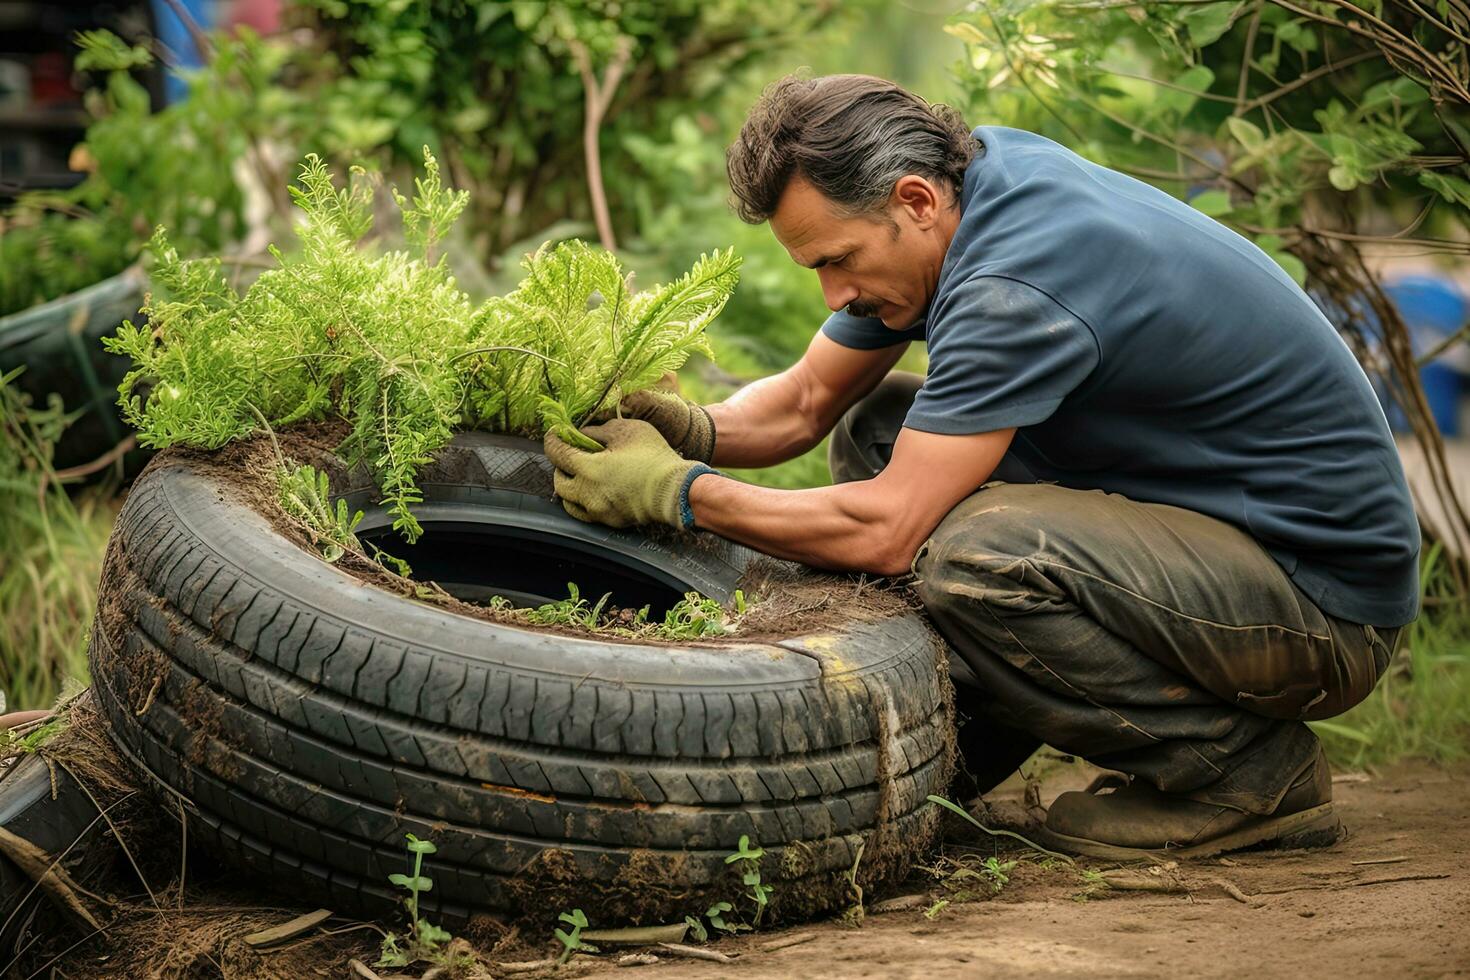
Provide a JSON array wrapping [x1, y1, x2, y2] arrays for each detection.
[[890, 175, 944, 229]]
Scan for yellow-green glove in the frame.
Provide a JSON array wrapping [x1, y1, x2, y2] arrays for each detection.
[[544, 418, 717, 530], [619, 388, 716, 463]]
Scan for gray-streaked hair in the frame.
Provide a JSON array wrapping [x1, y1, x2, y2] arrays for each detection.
[[726, 73, 977, 224]]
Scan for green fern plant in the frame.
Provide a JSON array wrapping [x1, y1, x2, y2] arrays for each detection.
[[104, 150, 740, 541]]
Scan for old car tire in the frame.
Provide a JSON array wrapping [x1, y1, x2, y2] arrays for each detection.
[[90, 434, 953, 924]]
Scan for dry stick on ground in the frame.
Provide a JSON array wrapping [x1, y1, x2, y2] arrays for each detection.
[[657, 943, 737, 963], [0, 828, 104, 932], [567, 36, 634, 252]]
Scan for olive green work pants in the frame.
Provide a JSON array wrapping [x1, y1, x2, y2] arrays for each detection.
[[829, 374, 1402, 814]]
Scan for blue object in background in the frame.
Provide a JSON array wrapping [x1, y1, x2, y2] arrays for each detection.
[[149, 0, 216, 104], [1384, 276, 1469, 438]]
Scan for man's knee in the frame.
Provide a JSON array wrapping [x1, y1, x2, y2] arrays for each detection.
[[913, 483, 1059, 619]]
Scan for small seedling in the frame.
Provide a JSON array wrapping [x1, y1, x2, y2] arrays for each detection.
[[980, 856, 1017, 893], [923, 898, 950, 920], [494, 582, 749, 640], [277, 462, 363, 563], [662, 592, 730, 638], [704, 900, 747, 935], [725, 835, 773, 928], [379, 833, 453, 967], [1074, 868, 1109, 903], [554, 908, 598, 964], [684, 914, 709, 943]]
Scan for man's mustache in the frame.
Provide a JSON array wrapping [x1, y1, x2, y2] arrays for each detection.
[[846, 299, 882, 318]]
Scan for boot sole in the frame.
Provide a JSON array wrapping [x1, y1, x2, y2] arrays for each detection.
[[1031, 802, 1341, 862]]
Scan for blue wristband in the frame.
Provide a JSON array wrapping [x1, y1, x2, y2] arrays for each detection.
[[678, 463, 718, 530]]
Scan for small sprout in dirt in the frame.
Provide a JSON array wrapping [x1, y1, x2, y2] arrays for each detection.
[[1074, 868, 1109, 903], [498, 582, 747, 639], [525, 582, 612, 630], [923, 898, 950, 920], [554, 908, 598, 964], [980, 856, 1017, 893], [662, 592, 731, 638], [379, 833, 452, 967], [684, 914, 708, 943], [277, 462, 363, 563], [725, 834, 773, 928], [704, 900, 747, 935]]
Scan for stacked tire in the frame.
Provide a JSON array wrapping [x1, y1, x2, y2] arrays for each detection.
[[90, 435, 954, 924]]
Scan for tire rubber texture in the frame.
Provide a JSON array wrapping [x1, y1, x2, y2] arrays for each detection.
[[90, 434, 953, 923]]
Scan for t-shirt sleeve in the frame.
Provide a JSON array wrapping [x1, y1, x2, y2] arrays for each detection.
[[820, 310, 926, 349], [904, 275, 1100, 435]]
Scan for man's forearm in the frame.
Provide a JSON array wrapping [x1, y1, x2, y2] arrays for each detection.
[[705, 371, 823, 468], [687, 473, 913, 575]]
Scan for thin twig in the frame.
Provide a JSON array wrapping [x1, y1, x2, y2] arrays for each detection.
[[568, 36, 635, 252]]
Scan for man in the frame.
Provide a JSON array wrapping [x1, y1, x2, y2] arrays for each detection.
[[545, 74, 1419, 858]]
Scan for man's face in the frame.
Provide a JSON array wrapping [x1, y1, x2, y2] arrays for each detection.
[[769, 175, 956, 330]]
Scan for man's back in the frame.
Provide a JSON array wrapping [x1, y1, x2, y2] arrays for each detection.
[[827, 126, 1419, 627]]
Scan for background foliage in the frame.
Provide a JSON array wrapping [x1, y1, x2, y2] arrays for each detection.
[[947, 0, 1470, 579], [0, 28, 293, 317]]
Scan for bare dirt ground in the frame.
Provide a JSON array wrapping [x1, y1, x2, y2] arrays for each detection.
[[576, 759, 1469, 980]]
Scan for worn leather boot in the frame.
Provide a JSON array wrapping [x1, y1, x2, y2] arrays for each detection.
[[1035, 746, 1339, 860]]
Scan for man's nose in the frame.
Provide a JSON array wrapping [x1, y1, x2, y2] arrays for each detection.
[[817, 269, 859, 312]]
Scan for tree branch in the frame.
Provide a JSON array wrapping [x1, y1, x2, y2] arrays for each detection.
[[568, 37, 634, 253]]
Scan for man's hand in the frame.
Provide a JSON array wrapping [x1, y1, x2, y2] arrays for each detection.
[[544, 419, 710, 529], [618, 388, 716, 463]]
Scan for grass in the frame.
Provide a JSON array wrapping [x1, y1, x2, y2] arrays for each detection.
[[1311, 545, 1470, 769], [0, 369, 115, 709]]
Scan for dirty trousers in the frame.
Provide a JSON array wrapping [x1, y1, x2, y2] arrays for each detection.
[[829, 374, 1400, 813]]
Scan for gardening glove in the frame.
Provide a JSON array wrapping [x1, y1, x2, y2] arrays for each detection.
[[544, 418, 717, 530], [618, 388, 716, 463]]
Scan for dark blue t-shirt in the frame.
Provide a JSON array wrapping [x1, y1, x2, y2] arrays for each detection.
[[823, 126, 1419, 628]]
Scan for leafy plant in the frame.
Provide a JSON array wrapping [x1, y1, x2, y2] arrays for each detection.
[[104, 151, 740, 542], [553, 908, 598, 964], [379, 833, 453, 967], [724, 834, 773, 928]]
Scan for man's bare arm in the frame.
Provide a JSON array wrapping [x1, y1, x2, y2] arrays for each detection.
[[689, 425, 1015, 575], [705, 333, 908, 468]]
